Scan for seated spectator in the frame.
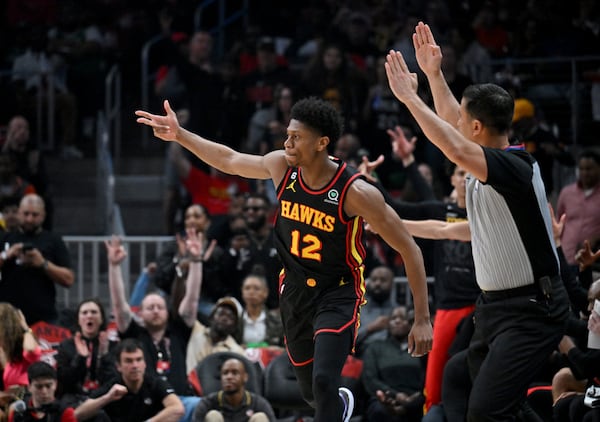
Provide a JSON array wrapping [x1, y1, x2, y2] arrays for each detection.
[[361, 306, 425, 422], [356, 265, 399, 357], [106, 229, 209, 422], [7, 361, 76, 422], [54, 298, 118, 407], [186, 297, 245, 375], [552, 278, 600, 421], [191, 357, 275, 422], [239, 274, 283, 349], [0, 193, 74, 324], [75, 338, 185, 422], [0, 303, 41, 393]]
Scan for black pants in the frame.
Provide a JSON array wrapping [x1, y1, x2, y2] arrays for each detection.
[[292, 330, 352, 421], [467, 278, 569, 421]]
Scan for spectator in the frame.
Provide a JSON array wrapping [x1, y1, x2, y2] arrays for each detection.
[[0, 303, 41, 392], [7, 361, 76, 422], [155, 30, 223, 139], [356, 265, 399, 356], [246, 84, 294, 155], [361, 306, 425, 422], [185, 296, 245, 375], [168, 142, 250, 218], [152, 203, 225, 318], [106, 229, 208, 422], [0, 154, 36, 209], [300, 40, 369, 133], [239, 274, 284, 349], [0, 194, 74, 324], [556, 148, 600, 268], [3, 115, 53, 230], [511, 98, 575, 197], [191, 357, 276, 422], [75, 338, 185, 422], [11, 26, 80, 159], [54, 298, 118, 407], [241, 36, 296, 121], [240, 193, 280, 310], [0, 196, 21, 233]]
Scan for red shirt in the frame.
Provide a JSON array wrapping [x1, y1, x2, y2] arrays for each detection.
[[183, 166, 250, 215]]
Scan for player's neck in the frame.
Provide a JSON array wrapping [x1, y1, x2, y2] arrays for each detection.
[[299, 157, 338, 190]]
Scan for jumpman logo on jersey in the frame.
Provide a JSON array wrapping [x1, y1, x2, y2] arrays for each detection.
[[286, 180, 297, 193], [339, 278, 348, 286]]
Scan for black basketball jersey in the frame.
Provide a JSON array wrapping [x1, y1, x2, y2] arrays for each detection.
[[274, 158, 366, 288]]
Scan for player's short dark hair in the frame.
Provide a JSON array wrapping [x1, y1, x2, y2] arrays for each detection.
[[462, 84, 514, 135], [28, 361, 57, 382], [290, 97, 344, 144]]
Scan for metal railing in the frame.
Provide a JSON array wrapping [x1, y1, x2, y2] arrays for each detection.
[[59, 235, 174, 309], [57, 233, 434, 311], [104, 64, 122, 162]]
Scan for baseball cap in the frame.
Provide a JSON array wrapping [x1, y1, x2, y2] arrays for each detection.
[[513, 98, 535, 123], [210, 296, 243, 321]]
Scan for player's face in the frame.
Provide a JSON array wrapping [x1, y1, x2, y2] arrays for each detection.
[[220, 359, 247, 394], [284, 119, 325, 168], [117, 349, 146, 384]]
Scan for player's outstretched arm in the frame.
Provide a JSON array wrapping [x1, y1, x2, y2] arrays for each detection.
[[136, 100, 288, 183], [402, 219, 471, 241]]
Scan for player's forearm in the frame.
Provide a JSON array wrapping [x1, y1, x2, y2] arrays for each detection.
[[175, 126, 238, 174], [402, 247, 430, 322]]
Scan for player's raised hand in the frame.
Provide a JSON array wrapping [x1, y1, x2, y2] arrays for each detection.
[[135, 100, 180, 142]]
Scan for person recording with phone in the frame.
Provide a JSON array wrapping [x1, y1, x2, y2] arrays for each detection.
[[0, 194, 74, 324]]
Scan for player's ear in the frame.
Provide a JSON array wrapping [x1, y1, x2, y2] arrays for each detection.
[[317, 136, 330, 152]]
